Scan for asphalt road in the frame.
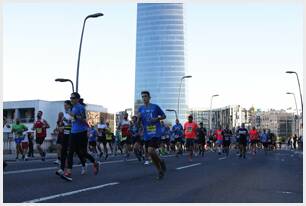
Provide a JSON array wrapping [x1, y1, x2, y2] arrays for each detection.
[[3, 149, 303, 203]]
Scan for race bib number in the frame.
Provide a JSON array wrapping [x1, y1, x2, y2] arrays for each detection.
[[187, 127, 192, 132], [122, 136, 127, 141], [37, 128, 42, 134], [147, 125, 156, 133]]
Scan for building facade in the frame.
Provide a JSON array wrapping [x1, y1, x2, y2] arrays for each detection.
[[134, 3, 187, 125], [3, 100, 109, 153]]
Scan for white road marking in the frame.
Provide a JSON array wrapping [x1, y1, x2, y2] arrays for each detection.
[[4, 154, 179, 175], [218, 157, 227, 160], [176, 163, 201, 170], [23, 182, 119, 203], [276, 191, 293, 194]]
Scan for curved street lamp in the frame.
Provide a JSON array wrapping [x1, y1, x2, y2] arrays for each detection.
[[177, 75, 192, 120], [76, 13, 104, 93], [55, 78, 75, 93], [209, 94, 219, 130], [286, 71, 303, 129]]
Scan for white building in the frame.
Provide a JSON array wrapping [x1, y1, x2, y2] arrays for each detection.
[[3, 100, 107, 153]]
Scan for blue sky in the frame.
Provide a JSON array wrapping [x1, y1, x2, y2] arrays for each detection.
[[3, 2, 303, 113]]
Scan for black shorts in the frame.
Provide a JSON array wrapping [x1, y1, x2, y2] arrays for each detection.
[[223, 140, 231, 147], [161, 138, 170, 144], [250, 140, 257, 145], [35, 137, 45, 145], [132, 136, 142, 144], [121, 137, 131, 145], [198, 139, 206, 145], [174, 138, 184, 144], [106, 139, 113, 144], [262, 142, 269, 148], [186, 139, 195, 148], [97, 136, 106, 143], [144, 138, 160, 149], [89, 141, 97, 147], [56, 135, 64, 145]]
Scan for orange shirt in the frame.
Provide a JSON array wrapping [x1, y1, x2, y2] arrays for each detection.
[[184, 121, 198, 139]]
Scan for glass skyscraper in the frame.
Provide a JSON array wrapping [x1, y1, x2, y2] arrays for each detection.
[[134, 3, 187, 125]]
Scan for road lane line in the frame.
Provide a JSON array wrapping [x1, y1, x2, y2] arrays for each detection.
[[218, 157, 227, 160], [23, 182, 119, 203], [4, 154, 180, 175], [176, 163, 201, 170]]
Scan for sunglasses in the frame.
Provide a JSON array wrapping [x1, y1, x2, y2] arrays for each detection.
[[141, 95, 148, 98], [70, 96, 77, 100]]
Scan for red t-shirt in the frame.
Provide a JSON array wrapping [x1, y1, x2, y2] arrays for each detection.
[[184, 121, 198, 139], [249, 129, 259, 141], [34, 120, 47, 138], [215, 129, 223, 141]]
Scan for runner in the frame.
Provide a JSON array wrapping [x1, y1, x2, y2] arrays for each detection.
[[130, 115, 143, 161], [172, 119, 184, 157], [137, 91, 166, 180], [214, 126, 223, 155], [11, 118, 28, 160], [32, 111, 50, 161], [62, 93, 99, 181], [88, 125, 98, 158], [27, 131, 35, 158], [105, 122, 114, 159], [97, 117, 107, 159], [56, 100, 73, 177], [160, 121, 168, 156], [184, 115, 198, 162], [54, 112, 65, 165], [21, 130, 29, 161], [260, 129, 269, 155], [222, 125, 232, 157], [196, 122, 207, 157], [114, 129, 123, 156], [236, 123, 248, 159], [118, 113, 132, 161], [249, 126, 259, 155]]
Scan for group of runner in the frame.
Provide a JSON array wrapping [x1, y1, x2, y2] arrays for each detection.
[[3, 90, 288, 180]]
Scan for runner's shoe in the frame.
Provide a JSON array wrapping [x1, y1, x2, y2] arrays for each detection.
[[81, 165, 87, 175], [144, 160, 150, 165], [56, 169, 64, 176], [62, 172, 72, 181], [53, 159, 60, 165], [160, 159, 166, 173], [93, 162, 99, 175], [156, 171, 164, 180]]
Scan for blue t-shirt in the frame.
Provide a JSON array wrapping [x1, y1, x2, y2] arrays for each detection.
[[88, 128, 97, 142], [172, 123, 184, 138], [71, 103, 88, 133], [260, 133, 268, 143], [138, 103, 165, 141]]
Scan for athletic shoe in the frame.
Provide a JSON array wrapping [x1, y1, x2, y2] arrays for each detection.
[[144, 160, 150, 165], [24, 156, 28, 161], [53, 159, 60, 165], [93, 162, 99, 175], [56, 169, 64, 176], [62, 172, 72, 181], [160, 159, 166, 173], [156, 171, 164, 180], [81, 166, 87, 175]]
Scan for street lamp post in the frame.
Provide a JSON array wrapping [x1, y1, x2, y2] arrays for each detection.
[[177, 75, 192, 121], [55, 78, 75, 93], [166, 109, 178, 120], [286, 92, 299, 138], [76, 13, 104, 93], [209, 94, 219, 131], [286, 71, 303, 130]]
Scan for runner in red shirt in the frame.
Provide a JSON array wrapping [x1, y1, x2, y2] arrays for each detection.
[[214, 126, 223, 155], [249, 126, 259, 155], [184, 115, 198, 162], [32, 111, 50, 161]]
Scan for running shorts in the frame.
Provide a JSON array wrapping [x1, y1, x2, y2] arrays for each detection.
[[35, 137, 45, 145], [186, 138, 195, 148], [144, 138, 160, 149]]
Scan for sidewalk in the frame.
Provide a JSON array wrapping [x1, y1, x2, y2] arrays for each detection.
[[3, 152, 58, 162]]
